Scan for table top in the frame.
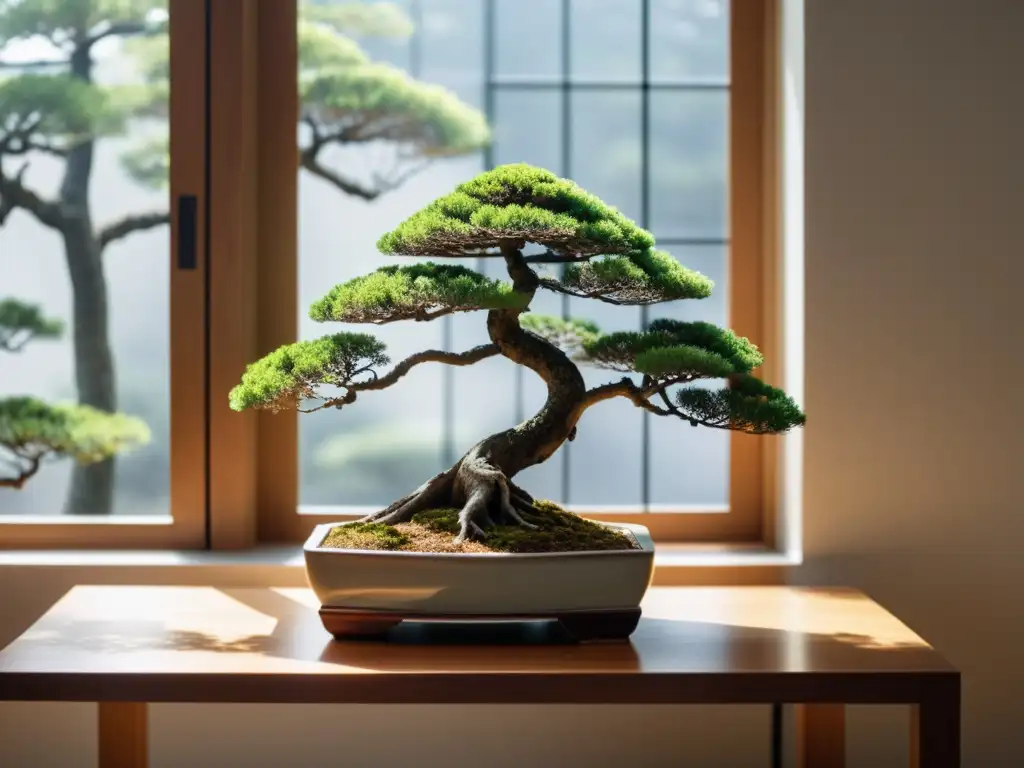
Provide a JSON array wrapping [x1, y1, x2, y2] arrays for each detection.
[[0, 586, 957, 705]]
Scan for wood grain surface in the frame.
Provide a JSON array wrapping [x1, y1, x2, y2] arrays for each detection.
[[0, 586, 955, 705]]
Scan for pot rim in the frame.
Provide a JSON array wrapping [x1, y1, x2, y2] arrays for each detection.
[[303, 521, 654, 559]]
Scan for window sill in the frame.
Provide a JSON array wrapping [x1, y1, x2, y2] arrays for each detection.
[[0, 545, 797, 586]]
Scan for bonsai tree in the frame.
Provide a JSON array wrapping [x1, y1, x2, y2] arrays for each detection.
[[0, 298, 148, 490], [0, 0, 487, 514], [230, 164, 805, 545]]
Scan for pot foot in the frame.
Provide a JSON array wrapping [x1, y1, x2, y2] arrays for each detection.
[[557, 608, 642, 642], [319, 608, 402, 639], [318, 605, 642, 642]]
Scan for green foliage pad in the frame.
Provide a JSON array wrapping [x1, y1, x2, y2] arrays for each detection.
[[309, 263, 524, 324], [583, 319, 764, 377], [229, 332, 389, 412], [674, 375, 806, 434], [557, 249, 714, 305], [519, 314, 600, 351], [377, 163, 656, 257]]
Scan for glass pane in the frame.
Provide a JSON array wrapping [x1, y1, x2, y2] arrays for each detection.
[[295, 0, 732, 514], [492, 90, 563, 172], [458, 89, 565, 502], [494, 0, 561, 82], [649, 90, 728, 239], [346, 0, 413, 68], [1, 5, 171, 516], [650, 0, 730, 83], [299, 0, 479, 507], [418, 0, 483, 103], [570, 0, 641, 83], [648, 246, 729, 506], [565, 90, 642, 506]]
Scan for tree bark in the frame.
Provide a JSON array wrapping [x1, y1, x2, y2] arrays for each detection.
[[62, 46, 117, 515], [364, 243, 590, 541], [461, 242, 585, 472]]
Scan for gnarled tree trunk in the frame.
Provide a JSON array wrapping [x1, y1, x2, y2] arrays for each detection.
[[62, 47, 117, 515], [362, 243, 589, 541]]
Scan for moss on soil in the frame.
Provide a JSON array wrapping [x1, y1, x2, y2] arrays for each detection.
[[320, 521, 409, 551], [321, 500, 639, 554]]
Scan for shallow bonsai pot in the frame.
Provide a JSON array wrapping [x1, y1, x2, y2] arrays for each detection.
[[303, 521, 654, 641]]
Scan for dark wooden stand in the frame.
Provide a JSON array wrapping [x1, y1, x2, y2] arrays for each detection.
[[318, 606, 643, 643]]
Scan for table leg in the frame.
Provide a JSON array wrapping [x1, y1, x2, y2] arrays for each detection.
[[911, 678, 960, 768], [795, 704, 845, 768], [98, 702, 148, 768]]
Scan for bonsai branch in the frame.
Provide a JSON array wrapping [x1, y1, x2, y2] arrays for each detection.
[[581, 375, 752, 431], [524, 250, 590, 264], [580, 375, 703, 418], [540, 276, 675, 307], [300, 344, 500, 413], [582, 378, 671, 416], [97, 211, 172, 251], [360, 344, 500, 391], [538, 277, 632, 306], [352, 306, 459, 325]]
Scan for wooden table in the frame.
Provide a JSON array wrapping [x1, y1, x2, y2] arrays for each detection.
[[0, 586, 959, 768]]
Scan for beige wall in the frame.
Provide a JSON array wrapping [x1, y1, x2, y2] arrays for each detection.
[[797, 0, 1024, 765], [2, 0, 1022, 765]]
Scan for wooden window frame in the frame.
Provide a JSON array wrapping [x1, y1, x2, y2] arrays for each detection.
[[0, 0, 784, 551], [0, 0, 209, 549], [231, 0, 785, 548]]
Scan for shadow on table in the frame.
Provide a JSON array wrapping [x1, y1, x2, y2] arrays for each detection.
[[215, 588, 941, 675], [4, 586, 944, 678]]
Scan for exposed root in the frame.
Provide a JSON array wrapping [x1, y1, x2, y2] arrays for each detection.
[[454, 460, 492, 544], [508, 480, 534, 504], [496, 475, 539, 530], [452, 454, 538, 543], [359, 467, 456, 526], [361, 492, 415, 522], [360, 450, 541, 545]]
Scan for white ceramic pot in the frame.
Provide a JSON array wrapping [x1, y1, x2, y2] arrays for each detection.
[[303, 521, 655, 617]]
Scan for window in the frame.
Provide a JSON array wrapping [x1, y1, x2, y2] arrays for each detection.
[[0, 0, 205, 547], [252, 0, 780, 545], [0, 0, 782, 549]]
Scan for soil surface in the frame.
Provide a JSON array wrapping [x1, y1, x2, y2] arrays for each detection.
[[320, 501, 640, 554]]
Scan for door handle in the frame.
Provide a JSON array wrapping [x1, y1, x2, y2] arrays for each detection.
[[177, 194, 198, 270]]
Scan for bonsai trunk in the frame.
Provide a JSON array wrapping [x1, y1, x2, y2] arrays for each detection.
[[62, 47, 117, 515], [362, 243, 588, 542]]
